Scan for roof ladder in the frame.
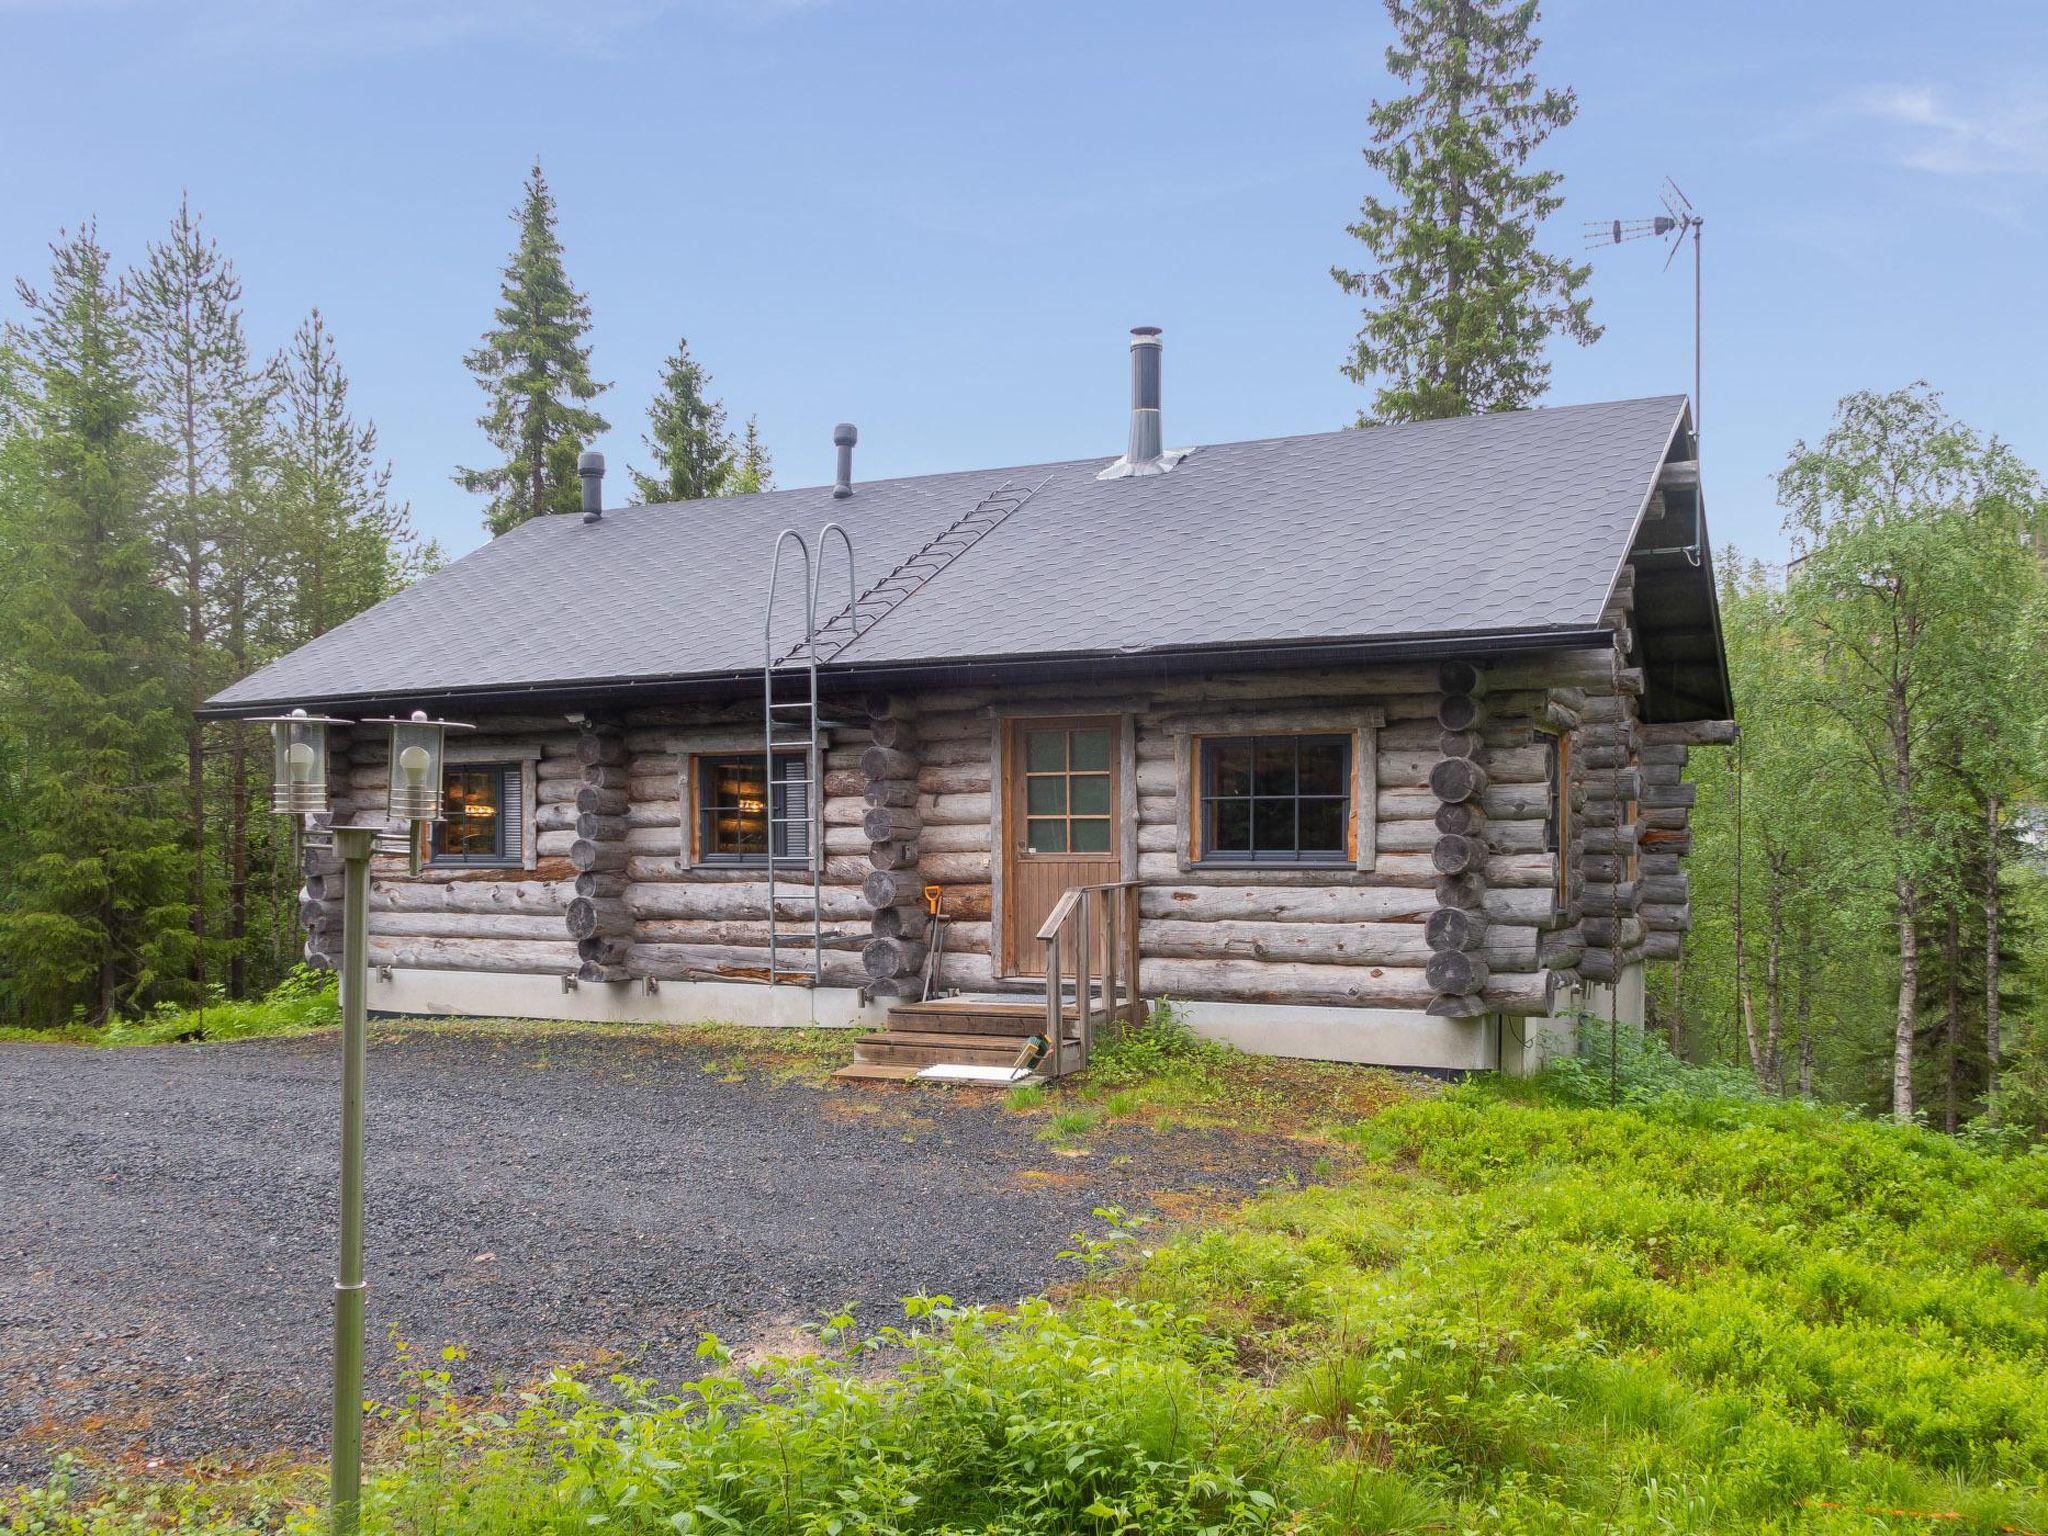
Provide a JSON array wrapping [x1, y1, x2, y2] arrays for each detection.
[[780, 474, 1051, 667], [762, 525, 857, 988]]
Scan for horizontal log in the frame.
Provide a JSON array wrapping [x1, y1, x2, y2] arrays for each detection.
[[1429, 757, 1489, 804], [368, 937, 579, 974], [1432, 833, 1486, 877], [860, 745, 918, 782], [868, 716, 918, 752], [570, 839, 628, 873], [369, 880, 574, 915], [576, 871, 629, 900], [1138, 883, 1554, 926], [863, 779, 919, 809], [1438, 729, 1482, 761], [869, 838, 920, 870], [863, 806, 921, 841], [566, 896, 632, 940], [627, 881, 869, 922], [1642, 931, 1684, 959], [575, 813, 629, 842], [1635, 718, 1735, 747], [1380, 819, 1545, 857], [1434, 800, 1487, 837], [367, 912, 567, 941], [1425, 949, 1489, 995], [862, 936, 927, 979], [576, 731, 628, 767], [576, 784, 630, 817], [1642, 783, 1697, 810], [1425, 907, 1488, 952], [630, 944, 869, 988], [1136, 956, 1550, 1013], [1142, 918, 1536, 969], [1437, 694, 1486, 733], [1640, 902, 1692, 933], [1427, 992, 1493, 1019], [1379, 783, 1548, 822]]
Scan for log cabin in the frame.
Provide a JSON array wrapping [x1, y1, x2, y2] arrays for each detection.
[[201, 328, 1733, 1078]]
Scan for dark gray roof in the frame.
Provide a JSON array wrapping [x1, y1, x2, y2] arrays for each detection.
[[206, 395, 1693, 715]]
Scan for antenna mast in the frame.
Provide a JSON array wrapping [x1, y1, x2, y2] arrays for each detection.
[[1586, 179, 1704, 438]]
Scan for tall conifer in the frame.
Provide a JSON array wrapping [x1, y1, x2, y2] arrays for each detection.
[[725, 414, 774, 496], [0, 225, 191, 1024], [458, 162, 609, 535], [133, 195, 274, 992], [630, 336, 734, 504], [1334, 0, 1598, 422]]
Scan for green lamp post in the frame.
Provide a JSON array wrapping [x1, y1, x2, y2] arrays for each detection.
[[255, 706, 468, 1536]]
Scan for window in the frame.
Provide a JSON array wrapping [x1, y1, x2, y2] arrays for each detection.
[[1197, 734, 1350, 865], [427, 762, 522, 868], [1545, 732, 1571, 900], [1021, 725, 1114, 854], [697, 752, 810, 865]]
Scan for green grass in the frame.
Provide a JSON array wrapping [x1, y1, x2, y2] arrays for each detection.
[[16, 1036, 2048, 1533], [0, 967, 341, 1048]]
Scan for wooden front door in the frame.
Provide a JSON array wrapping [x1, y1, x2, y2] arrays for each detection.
[[1002, 717, 1122, 977]]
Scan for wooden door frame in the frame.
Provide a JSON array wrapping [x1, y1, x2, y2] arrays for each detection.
[[990, 709, 1136, 978]]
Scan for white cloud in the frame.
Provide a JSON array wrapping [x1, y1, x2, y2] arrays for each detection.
[[1845, 82, 2048, 177]]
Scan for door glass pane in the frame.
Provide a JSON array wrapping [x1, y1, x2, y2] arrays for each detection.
[[1071, 817, 1111, 853], [1299, 739, 1346, 796], [1211, 799, 1251, 852], [1254, 740, 1296, 795], [1211, 740, 1252, 796], [1025, 730, 1066, 772], [1070, 728, 1111, 771], [1299, 798, 1345, 853], [1070, 774, 1110, 815], [1253, 798, 1294, 852], [1025, 818, 1067, 852], [1026, 776, 1066, 814]]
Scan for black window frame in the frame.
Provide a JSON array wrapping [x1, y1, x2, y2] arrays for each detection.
[[696, 751, 811, 868], [1196, 733, 1352, 867], [425, 760, 522, 869]]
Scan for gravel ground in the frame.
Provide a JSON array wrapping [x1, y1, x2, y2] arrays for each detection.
[[1, 1027, 1309, 1483]]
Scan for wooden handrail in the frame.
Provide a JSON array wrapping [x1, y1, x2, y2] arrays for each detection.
[[1038, 878, 1144, 1077]]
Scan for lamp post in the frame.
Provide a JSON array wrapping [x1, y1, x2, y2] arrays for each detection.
[[256, 706, 468, 1536]]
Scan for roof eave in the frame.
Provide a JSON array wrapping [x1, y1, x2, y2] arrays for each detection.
[[195, 624, 1618, 722]]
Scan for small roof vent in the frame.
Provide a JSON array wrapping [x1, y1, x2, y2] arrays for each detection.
[[1097, 325, 1189, 480]]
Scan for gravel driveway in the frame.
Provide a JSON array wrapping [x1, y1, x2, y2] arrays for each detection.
[[2, 1027, 1305, 1482]]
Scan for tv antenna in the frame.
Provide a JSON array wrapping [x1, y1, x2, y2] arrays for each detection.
[[1586, 179, 1703, 437]]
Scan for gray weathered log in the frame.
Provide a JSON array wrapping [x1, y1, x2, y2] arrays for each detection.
[[1437, 694, 1486, 733], [863, 779, 919, 809], [862, 936, 928, 980], [575, 784, 630, 817], [570, 838, 628, 874], [860, 745, 918, 782], [1428, 757, 1489, 803], [575, 731, 628, 767], [1431, 833, 1486, 877], [1638, 718, 1736, 747], [1434, 800, 1488, 837], [869, 838, 920, 871], [1426, 992, 1493, 1019], [566, 896, 632, 940], [1426, 906, 1489, 952], [1438, 729, 1482, 761], [1425, 949, 1490, 994], [1438, 659, 1487, 696], [862, 806, 921, 842]]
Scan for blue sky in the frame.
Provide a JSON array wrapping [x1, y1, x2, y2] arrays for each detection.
[[3, 0, 2043, 567]]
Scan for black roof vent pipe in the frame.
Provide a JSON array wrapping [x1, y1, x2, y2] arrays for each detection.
[[832, 423, 857, 499], [1098, 326, 1188, 480], [579, 450, 605, 523]]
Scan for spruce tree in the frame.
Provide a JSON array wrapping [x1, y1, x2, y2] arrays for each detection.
[[629, 336, 734, 504], [457, 161, 609, 535], [0, 225, 192, 1025], [271, 309, 430, 649], [724, 414, 774, 496], [132, 195, 274, 994], [1333, 0, 1599, 423]]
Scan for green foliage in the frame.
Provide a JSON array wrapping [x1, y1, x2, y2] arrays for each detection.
[[628, 336, 735, 505], [1544, 1016, 1769, 1108], [22, 1086, 2048, 1533], [1087, 998, 1238, 1090], [1334, 0, 1598, 422], [457, 161, 611, 536], [0, 965, 339, 1046], [1666, 383, 2048, 1128], [0, 223, 193, 1026]]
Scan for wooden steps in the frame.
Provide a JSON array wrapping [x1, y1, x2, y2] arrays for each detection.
[[831, 997, 1076, 1084]]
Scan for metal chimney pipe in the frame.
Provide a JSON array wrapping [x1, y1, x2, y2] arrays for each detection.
[[1127, 326, 1163, 465], [578, 450, 605, 523], [832, 423, 858, 499]]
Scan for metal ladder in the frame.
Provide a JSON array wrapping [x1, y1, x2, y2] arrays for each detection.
[[763, 525, 857, 986], [788, 475, 1051, 667]]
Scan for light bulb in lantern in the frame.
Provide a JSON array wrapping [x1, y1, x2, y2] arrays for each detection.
[[287, 741, 316, 783], [399, 743, 431, 789]]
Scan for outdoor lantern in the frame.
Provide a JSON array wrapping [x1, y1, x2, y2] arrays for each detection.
[[369, 710, 474, 822], [251, 708, 349, 815]]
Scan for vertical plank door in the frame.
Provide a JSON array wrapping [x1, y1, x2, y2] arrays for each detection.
[[1002, 717, 1122, 977]]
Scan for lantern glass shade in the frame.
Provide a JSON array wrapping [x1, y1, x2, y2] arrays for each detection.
[[250, 710, 348, 815], [371, 711, 475, 822]]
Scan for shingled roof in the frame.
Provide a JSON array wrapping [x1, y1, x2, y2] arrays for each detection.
[[204, 394, 1716, 718]]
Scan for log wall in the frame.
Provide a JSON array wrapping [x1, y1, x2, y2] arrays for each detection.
[[311, 631, 1722, 1019]]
